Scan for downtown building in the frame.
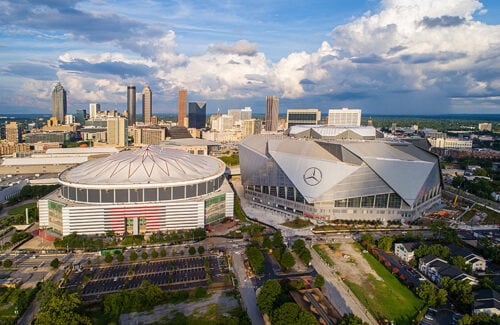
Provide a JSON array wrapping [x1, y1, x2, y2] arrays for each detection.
[[239, 135, 442, 222], [127, 85, 136, 126], [52, 82, 67, 124], [38, 145, 234, 236], [265, 96, 279, 132], [142, 85, 152, 124]]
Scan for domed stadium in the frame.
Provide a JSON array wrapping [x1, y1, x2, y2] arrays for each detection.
[[39, 146, 233, 236]]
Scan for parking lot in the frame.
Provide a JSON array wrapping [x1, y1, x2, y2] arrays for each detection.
[[64, 254, 229, 301]]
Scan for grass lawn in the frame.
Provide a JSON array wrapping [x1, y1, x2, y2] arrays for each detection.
[[8, 203, 37, 216], [460, 208, 476, 222], [312, 244, 334, 267], [344, 244, 423, 324], [281, 218, 313, 229]]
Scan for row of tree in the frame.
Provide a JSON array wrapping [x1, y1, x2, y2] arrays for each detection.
[[292, 239, 312, 266]]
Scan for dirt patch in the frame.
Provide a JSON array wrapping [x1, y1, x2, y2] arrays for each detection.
[[322, 243, 381, 288]]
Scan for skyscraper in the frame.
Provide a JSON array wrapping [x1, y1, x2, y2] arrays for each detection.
[[75, 109, 87, 125], [52, 82, 67, 124], [241, 107, 252, 121], [265, 96, 279, 132], [178, 89, 187, 127], [107, 117, 128, 147], [5, 122, 21, 143], [89, 103, 100, 119], [127, 85, 136, 126], [188, 102, 206, 129], [142, 85, 152, 124]]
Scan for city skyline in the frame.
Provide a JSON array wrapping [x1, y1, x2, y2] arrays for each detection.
[[0, 0, 499, 115]]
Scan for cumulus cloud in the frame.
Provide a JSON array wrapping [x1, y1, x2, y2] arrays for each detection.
[[207, 40, 258, 56]]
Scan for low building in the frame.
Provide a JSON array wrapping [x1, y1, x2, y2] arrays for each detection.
[[394, 242, 419, 263], [287, 125, 383, 140], [449, 244, 487, 272], [419, 255, 478, 286], [473, 289, 500, 316]]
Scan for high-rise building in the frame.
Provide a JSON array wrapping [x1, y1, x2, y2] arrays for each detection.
[[265, 96, 279, 132], [241, 107, 252, 121], [188, 102, 206, 129], [286, 108, 321, 128], [142, 85, 152, 124], [5, 122, 21, 143], [327, 108, 361, 127], [75, 109, 87, 125], [242, 119, 262, 137], [52, 82, 67, 124], [107, 117, 128, 147], [228, 109, 241, 124], [178, 89, 187, 127], [65, 114, 75, 125], [134, 126, 167, 145], [89, 103, 101, 119], [211, 114, 234, 131], [127, 85, 136, 126]]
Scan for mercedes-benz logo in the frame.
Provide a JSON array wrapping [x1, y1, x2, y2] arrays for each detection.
[[303, 167, 322, 186]]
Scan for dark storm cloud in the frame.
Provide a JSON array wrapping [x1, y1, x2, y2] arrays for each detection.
[[0, 1, 161, 44], [400, 52, 466, 64], [2, 63, 56, 80], [421, 16, 466, 28], [59, 59, 152, 78]]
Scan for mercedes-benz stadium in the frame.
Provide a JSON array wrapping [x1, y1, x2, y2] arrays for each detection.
[[239, 135, 441, 223], [39, 145, 234, 236]]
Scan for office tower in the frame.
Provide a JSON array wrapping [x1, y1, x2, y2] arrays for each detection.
[[65, 115, 75, 125], [228, 109, 241, 124], [75, 109, 87, 125], [142, 85, 152, 124], [211, 114, 234, 131], [89, 103, 101, 119], [241, 107, 252, 121], [286, 108, 321, 128], [107, 117, 128, 147], [327, 108, 361, 127], [265, 96, 279, 132], [52, 81, 67, 124], [134, 126, 166, 145], [242, 119, 262, 137], [5, 122, 21, 143], [178, 89, 187, 127], [127, 85, 136, 126], [151, 116, 159, 125], [188, 102, 206, 129]]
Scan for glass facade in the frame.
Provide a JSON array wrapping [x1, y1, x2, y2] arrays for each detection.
[[61, 175, 225, 203]]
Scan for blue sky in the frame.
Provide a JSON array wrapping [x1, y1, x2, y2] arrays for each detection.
[[0, 0, 499, 115]]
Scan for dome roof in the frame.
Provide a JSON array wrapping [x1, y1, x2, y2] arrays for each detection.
[[59, 145, 225, 188]]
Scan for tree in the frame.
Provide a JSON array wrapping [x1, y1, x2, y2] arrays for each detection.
[[262, 235, 272, 249], [416, 281, 439, 307], [130, 251, 138, 261], [281, 251, 296, 270], [116, 253, 124, 262], [340, 313, 368, 325], [3, 259, 13, 268], [360, 233, 375, 246], [194, 287, 207, 298], [246, 246, 265, 274], [377, 236, 394, 252], [197, 246, 205, 255], [160, 248, 167, 257], [257, 280, 281, 315], [189, 246, 196, 255], [458, 313, 500, 325], [151, 249, 158, 258], [452, 256, 471, 273], [273, 230, 285, 249], [292, 239, 306, 252], [104, 254, 113, 263], [50, 258, 60, 269], [141, 252, 148, 260], [271, 302, 317, 325], [441, 277, 474, 313], [36, 285, 91, 325], [314, 274, 325, 287]]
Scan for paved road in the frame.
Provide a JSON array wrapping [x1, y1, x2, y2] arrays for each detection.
[[310, 247, 378, 325], [231, 251, 264, 325]]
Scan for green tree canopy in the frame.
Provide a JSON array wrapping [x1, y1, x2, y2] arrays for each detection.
[[50, 258, 60, 269], [129, 251, 138, 261], [340, 313, 368, 325], [271, 302, 317, 325], [257, 280, 281, 315], [377, 236, 395, 252], [188, 246, 196, 255], [281, 251, 296, 270], [36, 284, 91, 325], [314, 274, 325, 287]]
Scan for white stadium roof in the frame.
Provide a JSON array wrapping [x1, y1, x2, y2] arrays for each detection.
[[59, 145, 225, 188]]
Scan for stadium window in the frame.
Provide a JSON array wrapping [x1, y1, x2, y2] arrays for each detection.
[[388, 193, 402, 209], [375, 194, 388, 208]]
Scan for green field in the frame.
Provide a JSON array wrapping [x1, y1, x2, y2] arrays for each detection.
[[281, 218, 313, 229], [7, 203, 37, 216], [344, 244, 423, 324]]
